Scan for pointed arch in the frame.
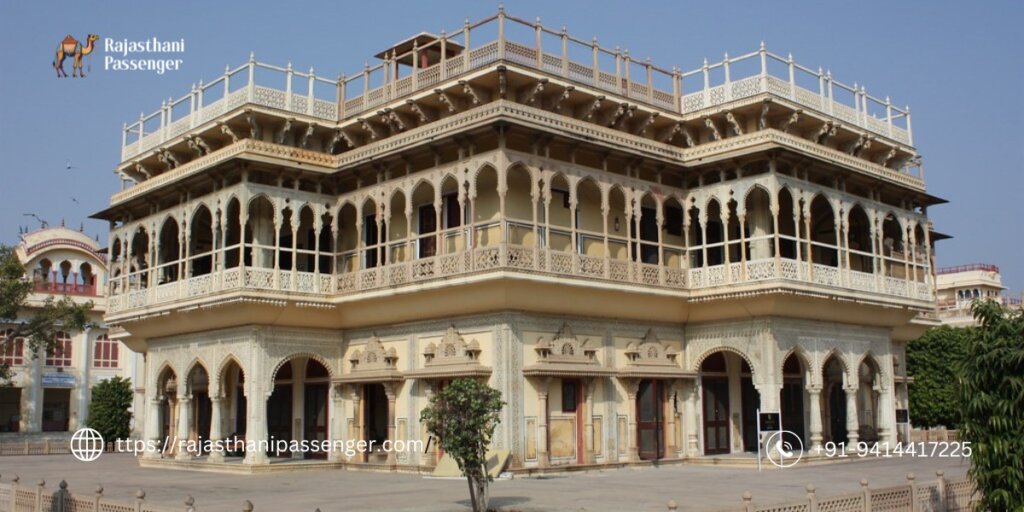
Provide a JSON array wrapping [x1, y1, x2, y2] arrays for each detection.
[[188, 204, 214, 277], [269, 352, 336, 385], [692, 346, 759, 378]]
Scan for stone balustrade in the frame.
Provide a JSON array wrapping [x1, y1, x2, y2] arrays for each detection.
[[106, 242, 933, 315], [120, 11, 913, 163]]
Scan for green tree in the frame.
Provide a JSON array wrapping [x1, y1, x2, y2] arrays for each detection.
[[420, 378, 505, 512], [906, 325, 969, 428], [0, 245, 94, 384], [87, 376, 134, 444], [958, 300, 1024, 511]]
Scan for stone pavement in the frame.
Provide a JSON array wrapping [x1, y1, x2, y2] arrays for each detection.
[[0, 454, 970, 511]]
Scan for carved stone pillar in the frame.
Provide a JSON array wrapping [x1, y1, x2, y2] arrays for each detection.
[[207, 395, 225, 462], [143, 397, 163, 458], [684, 382, 699, 457], [422, 382, 437, 467], [536, 377, 551, 466], [350, 384, 363, 463], [175, 395, 193, 460], [584, 379, 596, 464], [877, 386, 895, 446], [845, 387, 860, 447], [806, 386, 823, 453], [328, 384, 346, 462], [624, 379, 640, 461], [384, 382, 398, 465], [243, 391, 270, 465], [665, 381, 677, 457]]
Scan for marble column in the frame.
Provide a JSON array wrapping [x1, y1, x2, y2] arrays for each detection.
[[684, 382, 699, 457], [243, 391, 269, 465], [350, 385, 362, 463], [625, 379, 640, 461], [174, 395, 193, 459], [584, 379, 596, 464], [665, 381, 677, 457], [207, 395, 225, 462], [143, 397, 163, 458], [328, 384, 346, 463], [384, 382, 398, 465], [877, 386, 895, 446], [536, 378, 550, 467], [421, 383, 437, 467], [806, 386, 823, 453], [845, 387, 860, 447]]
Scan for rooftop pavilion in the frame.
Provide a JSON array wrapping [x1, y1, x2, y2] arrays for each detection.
[[117, 9, 918, 179]]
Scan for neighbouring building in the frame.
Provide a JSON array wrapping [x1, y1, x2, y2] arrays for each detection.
[[935, 263, 1022, 327], [95, 9, 941, 470], [0, 226, 144, 435]]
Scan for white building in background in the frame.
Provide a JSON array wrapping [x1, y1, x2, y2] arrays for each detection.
[[935, 263, 1022, 327], [0, 226, 144, 435]]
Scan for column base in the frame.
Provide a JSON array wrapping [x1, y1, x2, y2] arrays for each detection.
[[207, 449, 225, 463], [243, 452, 269, 465]]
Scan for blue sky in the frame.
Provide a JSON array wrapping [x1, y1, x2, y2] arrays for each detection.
[[1, 0, 1021, 292]]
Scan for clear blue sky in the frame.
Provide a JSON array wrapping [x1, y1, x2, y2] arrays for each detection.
[[1, 0, 1021, 291]]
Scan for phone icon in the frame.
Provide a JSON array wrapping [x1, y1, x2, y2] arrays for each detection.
[[775, 438, 794, 458], [765, 430, 803, 468]]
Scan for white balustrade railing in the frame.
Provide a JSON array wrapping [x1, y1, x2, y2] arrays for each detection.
[[106, 245, 932, 314], [120, 11, 914, 163]]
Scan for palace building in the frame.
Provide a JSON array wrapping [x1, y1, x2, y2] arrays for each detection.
[[934, 264, 1021, 327], [94, 10, 941, 470], [1, 226, 143, 435]]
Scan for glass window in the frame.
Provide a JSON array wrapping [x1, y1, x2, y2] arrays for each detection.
[[0, 330, 25, 366], [45, 332, 72, 367], [93, 335, 119, 368], [561, 380, 578, 413]]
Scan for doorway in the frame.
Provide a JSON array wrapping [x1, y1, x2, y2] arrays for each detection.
[[41, 388, 70, 432], [702, 378, 730, 454], [418, 204, 437, 258], [828, 383, 848, 444], [0, 388, 21, 432], [364, 383, 388, 461], [303, 383, 328, 459], [637, 379, 665, 460]]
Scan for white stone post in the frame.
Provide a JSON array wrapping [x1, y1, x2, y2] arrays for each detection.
[[806, 386, 823, 453], [845, 387, 860, 447], [685, 381, 699, 457], [208, 395, 225, 462]]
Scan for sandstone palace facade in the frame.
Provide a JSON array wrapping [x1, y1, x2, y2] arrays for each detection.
[[95, 10, 940, 471]]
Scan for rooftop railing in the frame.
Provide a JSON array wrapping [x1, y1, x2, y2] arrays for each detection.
[[120, 9, 914, 162], [935, 263, 1000, 275]]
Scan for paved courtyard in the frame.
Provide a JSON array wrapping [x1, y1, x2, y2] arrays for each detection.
[[0, 454, 969, 511]]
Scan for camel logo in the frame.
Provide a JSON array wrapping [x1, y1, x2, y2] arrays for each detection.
[[53, 34, 99, 78]]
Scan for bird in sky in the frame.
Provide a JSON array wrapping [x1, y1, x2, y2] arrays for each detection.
[[65, 159, 76, 170]]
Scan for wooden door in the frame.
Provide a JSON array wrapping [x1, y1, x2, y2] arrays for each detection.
[[637, 379, 664, 460], [702, 378, 730, 455], [303, 383, 328, 459]]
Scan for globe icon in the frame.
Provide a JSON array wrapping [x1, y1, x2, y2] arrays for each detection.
[[70, 428, 105, 462]]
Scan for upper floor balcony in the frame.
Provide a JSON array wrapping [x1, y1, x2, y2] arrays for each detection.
[[118, 10, 915, 166], [104, 151, 934, 320]]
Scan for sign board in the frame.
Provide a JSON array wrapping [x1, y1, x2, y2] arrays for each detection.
[[895, 409, 910, 423], [42, 372, 76, 388], [758, 412, 781, 432]]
